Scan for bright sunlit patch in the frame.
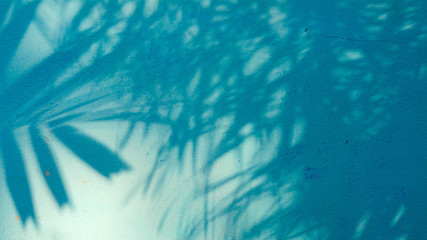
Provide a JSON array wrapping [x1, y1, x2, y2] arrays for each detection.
[[36, 0, 81, 49], [238, 36, 264, 56], [339, 50, 364, 62], [78, 3, 105, 32], [204, 89, 222, 105], [0, 1, 15, 30], [101, 39, 120, 55], [199, 0, 211, 8], [210, 135, 259, 182], [201, 109, 214, 121], [377, 13, 388, 20], [102, 21, 126, 55], [243, 47, 271, 76], [290, 118, 305, 147], [239, 123, 254, 136], [54, 42, 100, 86], [401, 21, 415, 31], [6, 22, 54, 81], [212, 15, 228, 22], [269, 7, 286, 24], [121, 1, 136, 18], [297, 47, 310, 61], [391, 205, 406, 227], [210, 74, 220, 86], [418, 64, 427, 80], [268, 60, 292, 82], [186, 69, 201, 97], [367, 25, 382, 33], [157, 105, 169, 118], [144, 0, 158, 18], [268, 7, 288, 38], [354, 211, 371, 239], [395, 235, 408, 240], [367, 3, 389, 9], [183, 24, 199, 44], [215, 5, 228, 11], [107, 21, 127, 36], [265, 88, 287, 119], [169, 103, 183, 121]]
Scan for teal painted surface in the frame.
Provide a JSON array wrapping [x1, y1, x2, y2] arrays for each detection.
[[0, 1, 426, 239]]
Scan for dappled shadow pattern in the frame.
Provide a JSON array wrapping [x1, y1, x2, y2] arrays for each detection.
[[1, 0, 426, 239], [0, 0, 130, 223]]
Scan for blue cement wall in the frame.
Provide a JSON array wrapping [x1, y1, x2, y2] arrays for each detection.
[[0, 1, 426, 239]]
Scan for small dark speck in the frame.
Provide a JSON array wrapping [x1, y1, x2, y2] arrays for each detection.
[[305, 27, 308, 32], [345, 139, 349, 144]]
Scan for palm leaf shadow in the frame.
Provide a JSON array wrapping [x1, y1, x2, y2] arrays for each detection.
[[51, 125, 129, 178], [1, 1, 133, 224], [30, 126, 68, 206], [0, 130, 35, 223]]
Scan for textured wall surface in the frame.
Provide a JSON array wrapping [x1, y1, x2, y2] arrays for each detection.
[[0, 1, 426, 239]]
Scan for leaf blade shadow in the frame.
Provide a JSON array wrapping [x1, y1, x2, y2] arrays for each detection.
[[51, 125, 129, 177], [30, 126, 69, 206], [0, 130, 35, 223]]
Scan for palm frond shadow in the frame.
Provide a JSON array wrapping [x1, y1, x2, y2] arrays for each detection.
[[1, 130, 35, 222], [51, 125, 129, 177], [102, 1, 426, 239], [30, 126, 68, 206], [0, 0, 426, 239], [0, 0, 132, 224]]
